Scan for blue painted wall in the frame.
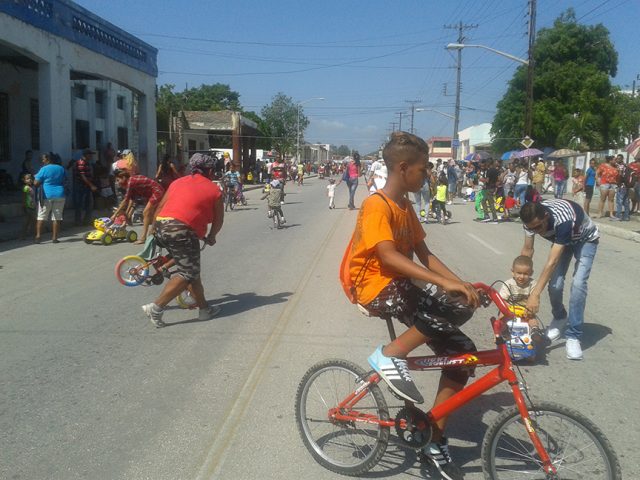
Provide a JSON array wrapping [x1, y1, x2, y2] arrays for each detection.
[[0, 0, 157, 77]]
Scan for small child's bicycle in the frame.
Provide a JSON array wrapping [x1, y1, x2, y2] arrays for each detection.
[[295, 283, 620, 479], [114, 237, 197, 309]]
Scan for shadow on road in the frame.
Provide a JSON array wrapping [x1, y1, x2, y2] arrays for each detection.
[[581, 322, 613, 351], [356, 391, 515, 478], [164, 291, 293, 327]]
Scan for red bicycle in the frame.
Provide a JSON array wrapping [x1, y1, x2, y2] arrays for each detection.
[[295, 283, 621, 479]]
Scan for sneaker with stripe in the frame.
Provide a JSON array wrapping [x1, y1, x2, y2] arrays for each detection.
[[367, 345, 424, 404], [420, 437, 464, 480]]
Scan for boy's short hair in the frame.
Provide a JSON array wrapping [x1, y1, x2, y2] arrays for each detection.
[[512, 255, 533, 270], [382, 131, 429, 170]]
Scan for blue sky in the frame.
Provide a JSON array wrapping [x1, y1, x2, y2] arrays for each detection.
[[77, 0, 639, 154]]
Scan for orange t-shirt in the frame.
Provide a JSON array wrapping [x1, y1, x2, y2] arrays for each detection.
[[349, 192, 426, 305], [597, 163, 618, 185]]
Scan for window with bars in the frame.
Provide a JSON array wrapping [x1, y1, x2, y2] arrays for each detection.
[[0, 93, 9, 162]]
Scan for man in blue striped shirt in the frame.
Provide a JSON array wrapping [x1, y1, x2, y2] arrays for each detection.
[[519, 199, 599, 360]]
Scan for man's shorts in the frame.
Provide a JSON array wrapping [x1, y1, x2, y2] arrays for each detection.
[[448, 182, 457, 194], [155, 219, 200, 282], [585, 185, 594, 200], [37, 198, 65, 221], [364, 278, 476, 382]]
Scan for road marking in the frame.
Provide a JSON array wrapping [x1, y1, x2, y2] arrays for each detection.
[[466, 233, 504, 256], [196, 212, 344, 480]]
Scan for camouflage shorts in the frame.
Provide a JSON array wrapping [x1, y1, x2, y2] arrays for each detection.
[[155, 219, 200, 282], [365, 278, 477, 383], [365, 278, 476, 356]]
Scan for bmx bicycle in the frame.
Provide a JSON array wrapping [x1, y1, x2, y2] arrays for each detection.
[[295, 282, 621, 479], [114, 237, 201, 309]]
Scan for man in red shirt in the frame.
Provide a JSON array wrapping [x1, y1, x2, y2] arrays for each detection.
[[142, 153, 224, 327], [112, 171, 165, 244]]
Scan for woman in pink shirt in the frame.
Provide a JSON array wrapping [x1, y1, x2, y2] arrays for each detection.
[[553, 161, 568, 198], [346, 153, 362, 209]]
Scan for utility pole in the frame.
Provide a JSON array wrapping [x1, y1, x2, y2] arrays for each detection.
[[405, 100, 421, 134], [389, 122, 398, 133], [445, 21, 477, 161], [396, 112, 404, 131], [524, 0, 537, 138]]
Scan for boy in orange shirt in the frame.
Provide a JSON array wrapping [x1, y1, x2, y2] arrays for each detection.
[[349, 132, 479, 480]]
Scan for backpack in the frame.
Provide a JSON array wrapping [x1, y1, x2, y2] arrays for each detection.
[[339, 193, 391, 304], [622, 165, 637, 189]]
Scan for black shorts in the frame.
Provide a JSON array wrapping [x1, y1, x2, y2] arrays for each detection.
[[364, 278, 476, 382], [585, 185, 594, 200]]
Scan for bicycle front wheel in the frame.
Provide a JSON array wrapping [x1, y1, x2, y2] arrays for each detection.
[[482, 401, 621, 480], [115, 255, 149, 286], [295, 359, 390, 476]]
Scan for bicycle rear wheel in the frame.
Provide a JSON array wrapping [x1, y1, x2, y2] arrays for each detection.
[[295, 359, 389, 476], [115, 255, 149, 286], [482, 400, 621, 479]]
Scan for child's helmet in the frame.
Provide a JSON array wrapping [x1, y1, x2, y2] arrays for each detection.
[[420, 209, 426, 218]]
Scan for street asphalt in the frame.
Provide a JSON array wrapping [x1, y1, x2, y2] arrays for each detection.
[[0, 176, 637, 479]]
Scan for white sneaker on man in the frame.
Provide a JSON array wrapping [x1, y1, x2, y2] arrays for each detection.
[[565, 338, 583, 360], [546, 318, 566, 342]]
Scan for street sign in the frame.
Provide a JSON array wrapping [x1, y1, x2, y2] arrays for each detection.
[[521, 136, 534, 148], [452, 139, 460, 147]]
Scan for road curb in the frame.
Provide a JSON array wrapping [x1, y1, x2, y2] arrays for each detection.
[[595, 221, 640, 243]]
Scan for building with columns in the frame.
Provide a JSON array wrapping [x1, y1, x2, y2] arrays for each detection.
[[0, 0, 158, 179]]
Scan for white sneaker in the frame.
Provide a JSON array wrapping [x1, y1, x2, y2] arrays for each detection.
[[566, 338, 583, 360], [546, 318, 566, 342]]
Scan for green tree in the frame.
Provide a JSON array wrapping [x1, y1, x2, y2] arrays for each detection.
[[491, 9, 619, 153], [156, 83, 243, 151], [336, 145, 351, 156], [261, 93, 309, 157]]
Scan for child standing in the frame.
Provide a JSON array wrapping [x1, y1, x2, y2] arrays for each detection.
[[433, 176, 448, 224], [327, 178, 337, 209], [346, 132, 480, 479], [21, 173, 37, 239]]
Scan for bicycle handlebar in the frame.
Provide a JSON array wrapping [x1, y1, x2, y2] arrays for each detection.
[[472, 282, 517, 336]]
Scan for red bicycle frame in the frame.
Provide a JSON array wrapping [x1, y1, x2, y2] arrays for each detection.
[[330, 283, 557, 476]]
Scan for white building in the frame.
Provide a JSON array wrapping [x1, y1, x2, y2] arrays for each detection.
[[458, 123, 493, 160], [0, 0, 158, 180]]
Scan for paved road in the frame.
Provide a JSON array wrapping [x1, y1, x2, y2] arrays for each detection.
[[1, 176, 637, 479]]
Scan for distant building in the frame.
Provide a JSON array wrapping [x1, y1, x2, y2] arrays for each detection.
[[458, 123, 493, 160], [299, 143, 330, 164], [0, 0, 158, 179], [426, 137, 452, 161], [173, 110, 261, 174]]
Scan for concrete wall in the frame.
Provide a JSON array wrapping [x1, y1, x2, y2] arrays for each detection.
[[0, 11, 156, 177]]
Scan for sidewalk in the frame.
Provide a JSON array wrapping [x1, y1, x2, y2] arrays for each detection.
[[0, 181, 277, 244]]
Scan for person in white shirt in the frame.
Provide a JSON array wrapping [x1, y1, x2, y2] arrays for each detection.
[[327, 178, 337, 209]]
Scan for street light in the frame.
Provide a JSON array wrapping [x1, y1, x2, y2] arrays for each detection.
[[297, 97, 324, 163], [445, 42, 529, 160], [415, 108, 455, 120], [446, 43, 528, 65]]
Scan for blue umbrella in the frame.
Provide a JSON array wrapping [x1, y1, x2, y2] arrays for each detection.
[[501, 150, 517, 161], [464, 151, 491, 162]]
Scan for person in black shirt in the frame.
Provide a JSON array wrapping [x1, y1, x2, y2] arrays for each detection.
[[480, 160, 499, 223]]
